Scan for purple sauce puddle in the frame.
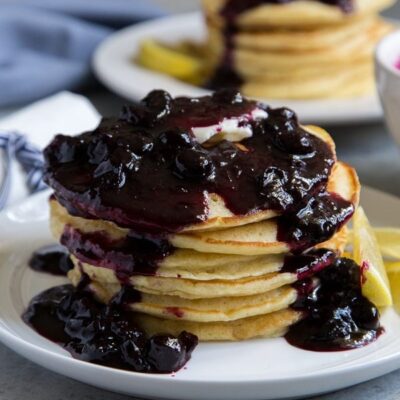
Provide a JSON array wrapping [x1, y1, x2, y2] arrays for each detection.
[[286, 255, 383, 351], [29, 245, 73, 276], [22, 278, 198, 373]]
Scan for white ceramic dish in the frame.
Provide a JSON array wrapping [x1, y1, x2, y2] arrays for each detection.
[[375, 29, 400, 146], [0, 187, 400, 400], [93, 12, 384, 126]]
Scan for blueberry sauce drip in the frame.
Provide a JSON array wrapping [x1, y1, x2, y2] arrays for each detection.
[[22, 281, 198, 373], [29, 245, 73, 276], [286, 257, 383, 351], [277, 192, 354, 253], [44, 90, 346, 254], [221, 0, 353, 20], [205, 25, 244, 90], [281, 248, 337, 280], [60, 225, 173, 281]]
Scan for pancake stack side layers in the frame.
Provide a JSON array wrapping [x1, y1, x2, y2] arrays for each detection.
[[45, 90, 361, 341], [202, 0, 394, 99]]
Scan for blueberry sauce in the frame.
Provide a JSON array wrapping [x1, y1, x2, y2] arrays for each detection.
[[29, 245, 73, 276], [286, 257, 383, 351], [60, 225, 174, 280], [277, 192, 354, 253], [22, 281, 198, 373], [44, 90, 348, 254]]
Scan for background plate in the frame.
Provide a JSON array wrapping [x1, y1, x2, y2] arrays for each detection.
[[93, 12, 383, 126]]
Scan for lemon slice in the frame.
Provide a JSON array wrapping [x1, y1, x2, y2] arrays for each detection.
[[374, 228, 400, 259], [353, 207, 392, 307], [386, 261, 400, 312], [137, 39, 203, 84]]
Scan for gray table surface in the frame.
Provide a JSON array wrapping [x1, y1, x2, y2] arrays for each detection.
[[2, 1, 400, 399]]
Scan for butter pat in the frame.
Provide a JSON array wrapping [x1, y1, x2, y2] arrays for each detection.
[[192, 108, 268, 144]]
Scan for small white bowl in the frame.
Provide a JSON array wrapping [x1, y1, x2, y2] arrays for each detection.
[[375, 30, 400, 145]]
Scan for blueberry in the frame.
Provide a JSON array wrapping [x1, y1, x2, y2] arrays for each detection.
[[87, 139, 109, 165], [110, 147, 139, 171], [266, 108, 314, 155], [44, 135, 77, 165], [119, 105, 147, 125], [319, 258, 360, 289], [351, 300, 380, 331], [142, 90, 172, 119], [121, 340, 149, 372], [158, 130, 194, 149], [316, 307, 357, 341], [93, 159, 114, 178], [125, 135, 154, 155], [147, 335, 186, 373], [174, 148, 215, 181], [259, 167, 293, 209], [79, 337, 120, 363], [111, 320, 147, 349], [212, 89, 243, 104], [64, 317, 97, 342]]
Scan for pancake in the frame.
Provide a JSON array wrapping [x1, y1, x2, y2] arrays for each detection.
[[48, 124, 336, 234], [235, 23, 389, 71], [242, 65, 374, 99], [152, 253, 283, 280], [207, 19, 390, 73], [68, 231, 345, 299], [67, 264, 302, 340], [206, 17, 389, 56], [50, 159, 354, 262], [130, 287, 297, 322], [63, 222, 346, 288], [134, 309, 302, 341], [69, 259, 298, 299], [170, 162, 358, 255], [202, 0, 394, 28], [70, 268, 298, 322], [229, 17, 376, 52]]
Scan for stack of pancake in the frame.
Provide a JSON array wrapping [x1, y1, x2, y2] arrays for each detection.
[[203, 0, 394, 99], [49, 125, 360, 341]]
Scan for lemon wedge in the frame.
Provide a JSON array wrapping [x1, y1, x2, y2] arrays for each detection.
[[385, 261, 400, 312], [137, 39, 203, 84], [353, 207, 392, 307], [373, 228, 400, 259]]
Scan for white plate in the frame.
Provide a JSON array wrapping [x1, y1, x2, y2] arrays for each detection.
[[93, 12, 383, 126], [0, 187, 400, 399]]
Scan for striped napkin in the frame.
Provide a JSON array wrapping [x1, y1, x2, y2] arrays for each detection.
[[0, 91, 101, 210]]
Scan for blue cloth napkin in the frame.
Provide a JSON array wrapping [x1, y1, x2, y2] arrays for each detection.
[[0, 131, 46, 210], [0, 1, 165, 107]]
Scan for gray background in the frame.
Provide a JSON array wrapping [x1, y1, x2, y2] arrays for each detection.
[[1, 1, 400, 399]]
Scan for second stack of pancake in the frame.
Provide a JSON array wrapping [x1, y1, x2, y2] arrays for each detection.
[[203, 0, 394, 99]]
